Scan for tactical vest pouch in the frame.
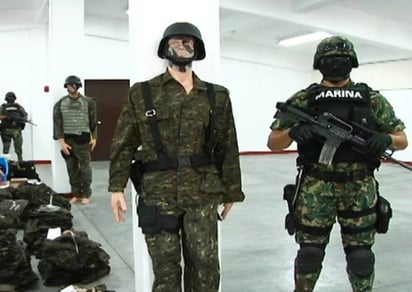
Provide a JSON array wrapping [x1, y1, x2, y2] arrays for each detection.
[[137, 202, 161, 234], [375, 195, 392, 234], [160, 214, 183, 233], [137, 197, 182, 234]]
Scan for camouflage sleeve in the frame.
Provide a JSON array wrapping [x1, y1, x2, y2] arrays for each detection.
[[52, 98, 64, 140], [270, 89, 308, 130], [370, 90, 405, 132], [108, 89, 141, 193], [88, 97, 98, 139], [214, 86, 245, 203]]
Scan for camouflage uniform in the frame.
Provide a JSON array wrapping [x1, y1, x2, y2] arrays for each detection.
[[53, 94, 97, 199], [0, 102, 28, 161], [271, 80, 405, 292], [109, 70, 245, 292]]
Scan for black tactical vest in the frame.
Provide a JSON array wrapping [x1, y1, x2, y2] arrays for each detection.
[[297, 83, 378, 164]]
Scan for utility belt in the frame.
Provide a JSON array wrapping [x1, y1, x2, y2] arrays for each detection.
[[64, 132, 90, 144], [140, 153, 215, 173], [129, 153, 215, 195], [306, 167, 374, 183], [282, 166, 392, 235]]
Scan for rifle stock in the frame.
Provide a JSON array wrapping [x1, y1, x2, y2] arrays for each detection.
[[275, 102, 412, 171]]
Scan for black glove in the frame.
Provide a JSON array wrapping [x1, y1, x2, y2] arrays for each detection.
[[365, 133, 392, 157], [288, 124, 315, 144]]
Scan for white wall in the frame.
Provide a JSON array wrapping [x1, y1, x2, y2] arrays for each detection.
[[220, 40, 311, 152], [1, 26, 411, 161]]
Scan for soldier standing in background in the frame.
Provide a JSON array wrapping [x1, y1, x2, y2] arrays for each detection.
[[109, 22, 245, 292], [267, 36, 408, 291], [0, 91, 28, 161], [53, 75, 97, 204]]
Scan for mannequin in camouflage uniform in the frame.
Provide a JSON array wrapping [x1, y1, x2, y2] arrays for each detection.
[[109, 22, 245, 292], [267, 36, 408, 292], [53, 75, 97, 204], [0, 92, 28, 161]]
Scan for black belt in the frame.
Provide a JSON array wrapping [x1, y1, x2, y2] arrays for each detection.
[[141, 154, 214, 172], [306, 168, 374, 183]]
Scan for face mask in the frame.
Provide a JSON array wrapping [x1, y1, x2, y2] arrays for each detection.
[[165, 36, 195, 72], [319, 56, 352, 82]]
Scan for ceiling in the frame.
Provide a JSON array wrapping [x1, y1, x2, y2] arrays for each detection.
[[1, 0, 412, 65]]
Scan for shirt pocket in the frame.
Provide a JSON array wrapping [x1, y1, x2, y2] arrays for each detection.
[[136, 106, 170, 144]]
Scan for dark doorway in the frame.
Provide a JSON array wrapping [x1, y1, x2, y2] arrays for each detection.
[[84, 79, 130, 161]]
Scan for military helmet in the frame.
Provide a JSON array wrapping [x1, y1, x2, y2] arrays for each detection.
[[64, 75, 82, 88], [5, 91, 16, 102], [313, 36, 359, 69], [157, 22, 206, 60]]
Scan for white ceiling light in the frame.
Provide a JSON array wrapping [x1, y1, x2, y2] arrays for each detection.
[[278, 31, 332, 47]]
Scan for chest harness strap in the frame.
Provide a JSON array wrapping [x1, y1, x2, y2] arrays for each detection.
[[140, 81, 216, 173]]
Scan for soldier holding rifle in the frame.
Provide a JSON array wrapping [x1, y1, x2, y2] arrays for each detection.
[[267, 36, 408, 292]]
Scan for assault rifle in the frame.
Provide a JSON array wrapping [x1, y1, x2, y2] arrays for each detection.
[[275, 102, 412, 171], [11, 115, 37, 126], [0, 114, 37, 127]]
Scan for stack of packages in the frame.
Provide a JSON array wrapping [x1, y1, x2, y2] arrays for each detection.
[[0, 160, 112, 290], [0, 229, 39, 291], [38, 230, 111, 287]]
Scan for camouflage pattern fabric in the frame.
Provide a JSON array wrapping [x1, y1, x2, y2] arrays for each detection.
[[271, 81, 405, 292], [313, 36, 358, 69], [294, 171, 377, 291], [1, 128, 23, 161], [63, 137, 92, 198], [145, 201, 219, 292], [109, 70, 245, 291]]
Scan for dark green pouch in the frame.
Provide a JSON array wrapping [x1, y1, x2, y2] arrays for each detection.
[[137, 199, 160, 234]]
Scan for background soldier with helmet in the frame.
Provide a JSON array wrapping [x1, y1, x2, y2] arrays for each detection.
[[53, 75, 97, 204], [109, 22, 245, 292], [267, 36, 408, 291], [0, 91, 28, 161]]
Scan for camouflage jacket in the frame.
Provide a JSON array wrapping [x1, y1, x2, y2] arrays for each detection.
[[108, 70, 245, 204], [270, 80, 406, 171]]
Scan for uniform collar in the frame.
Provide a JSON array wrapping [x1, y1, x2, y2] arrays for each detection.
[[160, 69, 208, 92]]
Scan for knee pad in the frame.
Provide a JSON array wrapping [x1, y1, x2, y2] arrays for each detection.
[[295, 245, 325, 274], [346, 249, 375, 278]]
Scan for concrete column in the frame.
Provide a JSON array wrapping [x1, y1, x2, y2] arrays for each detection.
[[128, 0, 221, 291], [48, 0, 84, 193]]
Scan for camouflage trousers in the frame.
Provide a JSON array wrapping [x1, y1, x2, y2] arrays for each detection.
[[1, 128, 23, 161], [63, 138, 92, 198], [143, 201, 220, 292], [294, 174, 377, 292]]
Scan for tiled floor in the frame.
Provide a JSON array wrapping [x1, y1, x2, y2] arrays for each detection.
[[24, 154, 412, 291]]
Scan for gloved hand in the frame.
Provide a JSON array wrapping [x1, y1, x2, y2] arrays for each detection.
[[288, 123, 315, 144], [365, 133, 392, 157]]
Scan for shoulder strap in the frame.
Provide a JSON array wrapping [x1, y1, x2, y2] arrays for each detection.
[[141, 81, 167, 156], [205, 83, 217, 154]]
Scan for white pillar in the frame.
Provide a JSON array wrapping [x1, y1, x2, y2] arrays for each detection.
[[48, 0, 84, 193], [128, 0, 221, 291]]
